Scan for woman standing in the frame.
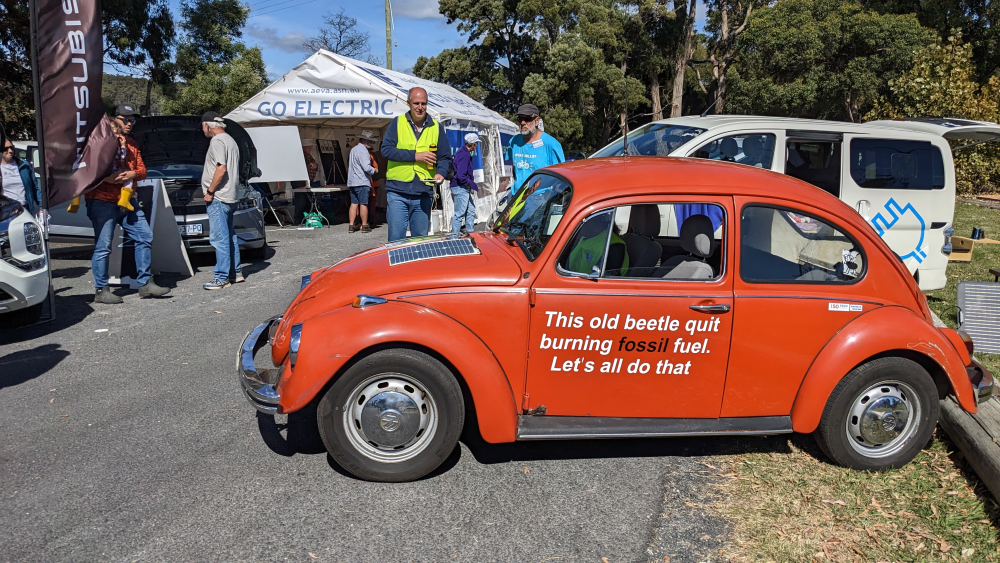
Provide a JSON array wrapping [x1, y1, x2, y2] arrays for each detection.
[[1, 137, 42, 215]]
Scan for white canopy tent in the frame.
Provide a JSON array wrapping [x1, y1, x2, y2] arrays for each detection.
[[227, 50, 518, 229]]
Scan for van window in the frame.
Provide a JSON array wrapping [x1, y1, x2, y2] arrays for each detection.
[[849, 138, 945, 190], [785, 141, 842, 197], [741, 205, 864, 284], [591, 123, 706, 157], [692, 134, 775, 169]]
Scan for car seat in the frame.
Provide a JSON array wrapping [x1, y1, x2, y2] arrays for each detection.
[[720, 138, 739, 162], [742, 136, 764, 167], [655, 214, 715, 279], [620, 205, 662, 276]]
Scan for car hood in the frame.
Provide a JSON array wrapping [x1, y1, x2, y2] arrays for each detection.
[[270, 232, 522, 364]]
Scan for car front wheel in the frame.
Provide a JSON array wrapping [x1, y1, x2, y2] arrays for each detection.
[[814, 357, 939, 471], [317, 348, 464, 482]]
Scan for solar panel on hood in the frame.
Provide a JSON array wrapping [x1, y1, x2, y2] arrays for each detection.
[[388, 238, 480, 266]]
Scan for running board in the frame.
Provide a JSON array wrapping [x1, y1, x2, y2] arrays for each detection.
[[516, 415, 793, 440]]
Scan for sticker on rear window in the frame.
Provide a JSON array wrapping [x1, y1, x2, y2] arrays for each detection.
[[829, 303, 863, 312]]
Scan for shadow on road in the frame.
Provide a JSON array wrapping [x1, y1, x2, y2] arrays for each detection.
[[0, 343, 70, 390], [0, 290, 95, 344]]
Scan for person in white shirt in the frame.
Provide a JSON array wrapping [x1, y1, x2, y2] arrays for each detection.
[[1, 139, 41, 215]]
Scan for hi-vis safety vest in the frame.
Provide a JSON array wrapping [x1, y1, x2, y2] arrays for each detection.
[[386, 115, 439, 183], [567, 232, 629, 276]]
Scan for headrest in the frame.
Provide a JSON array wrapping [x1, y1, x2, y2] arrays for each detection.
[[743, 137, 763, 159], [679, 214, 713, 257], [628, 204, 660, 238], [720, 137, 739, 159]]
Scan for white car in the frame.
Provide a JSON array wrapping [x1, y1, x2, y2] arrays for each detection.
[[592, 115, 1000, 291], [0, 196, 48, 326]]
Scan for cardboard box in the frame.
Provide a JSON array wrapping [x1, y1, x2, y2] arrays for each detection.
[[949, 236, 975, 262]]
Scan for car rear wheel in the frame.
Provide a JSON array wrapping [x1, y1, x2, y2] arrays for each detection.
[[317, 348, 464, 482], [814, 357, 939, 471]]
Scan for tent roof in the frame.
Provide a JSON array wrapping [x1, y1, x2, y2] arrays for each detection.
[[227, 50, 517, 135]]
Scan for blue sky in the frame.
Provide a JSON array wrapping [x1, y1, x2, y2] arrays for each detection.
[[218, 0, 462, 79], [165, 0, 707, 81]]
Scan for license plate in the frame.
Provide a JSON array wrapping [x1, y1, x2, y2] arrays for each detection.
[[178, 224, 203, 236]]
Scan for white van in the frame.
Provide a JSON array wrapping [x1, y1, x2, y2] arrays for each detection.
[[592, 116, 1000, 291]]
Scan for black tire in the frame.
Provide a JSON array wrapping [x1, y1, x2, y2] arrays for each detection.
[[243, 235, 268, 260], [814, 357, 939, 471], [0, 301, 43, 330], [317, 349, 464, 482]]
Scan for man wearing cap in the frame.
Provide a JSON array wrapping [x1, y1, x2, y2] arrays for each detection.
[[451, 133, 480, 235], [380, 86, 452, 242], [347, 130, 378, 233], [86, 104, 170, 304], [200, 111, 243, 290], [507, 103, 565, 195]]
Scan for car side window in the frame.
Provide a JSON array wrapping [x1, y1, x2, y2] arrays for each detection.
[[558, 203, 726, 281], [692, 134, 776, 169], [741, 205, 865, 284], [849, 138, 945, 190], [785, 141, 842, 197]]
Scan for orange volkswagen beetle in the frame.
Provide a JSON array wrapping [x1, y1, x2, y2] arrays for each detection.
[[238, 158, 993, 482]]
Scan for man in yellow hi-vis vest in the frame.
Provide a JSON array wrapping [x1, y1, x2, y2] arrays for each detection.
[[380, 87, 453, 242]]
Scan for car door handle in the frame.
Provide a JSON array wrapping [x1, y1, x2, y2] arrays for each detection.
[[689, 304, 731, 313]]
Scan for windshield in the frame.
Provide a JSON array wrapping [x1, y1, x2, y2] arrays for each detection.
[[591, 123, 706, 157], [494, 174, 572, 261], [146, 164, 204, 179]]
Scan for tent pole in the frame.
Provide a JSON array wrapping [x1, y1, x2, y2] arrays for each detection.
[[29, 0, 56, 324]]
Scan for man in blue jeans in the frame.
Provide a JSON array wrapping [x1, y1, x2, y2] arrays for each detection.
[[200, 111, 243, 290], [451, 133, 479, 234], [380, 87, 452, 242]]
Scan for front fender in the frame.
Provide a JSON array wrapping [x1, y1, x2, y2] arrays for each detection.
[[275, 301, 519, 443], [791, 306, 977, 433]]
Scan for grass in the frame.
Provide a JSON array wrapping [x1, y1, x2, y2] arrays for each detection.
[[925, 201, 1000, 376], [713, 431, 998, 562], [710, 200, 1000, 562]]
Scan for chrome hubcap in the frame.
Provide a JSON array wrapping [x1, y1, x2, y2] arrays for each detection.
[[344, 375, 437, 463], [846, 380, 921, 458]]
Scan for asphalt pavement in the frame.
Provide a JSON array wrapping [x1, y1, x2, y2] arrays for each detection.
[[0, 223, 757, 562]]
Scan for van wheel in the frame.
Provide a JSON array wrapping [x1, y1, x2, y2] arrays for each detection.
[[317, 349, 464, 482], [814, 357, 938, 471]]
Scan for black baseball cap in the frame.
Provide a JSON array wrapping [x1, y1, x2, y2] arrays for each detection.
[[516, 103, 540, 117], [115, 103, 139, 117], [200, 110, 223, 123]]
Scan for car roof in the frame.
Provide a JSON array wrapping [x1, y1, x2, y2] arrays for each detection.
[[652, 115, 951, 139], [541, 156, 871, 231]]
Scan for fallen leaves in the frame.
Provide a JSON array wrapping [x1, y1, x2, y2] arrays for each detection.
[[822, 499, 847, 506]]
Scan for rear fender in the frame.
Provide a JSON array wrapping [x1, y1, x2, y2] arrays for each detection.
[[790, 306, 977, 433], [276, 301, 519, 443]]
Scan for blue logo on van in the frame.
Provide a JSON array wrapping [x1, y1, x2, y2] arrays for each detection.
[[870, 198, 927, 263]]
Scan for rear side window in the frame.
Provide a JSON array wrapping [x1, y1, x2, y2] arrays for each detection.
[[741, 206, 865, 284], [850, 138, 945, 190], [692, 134, 776, 169]]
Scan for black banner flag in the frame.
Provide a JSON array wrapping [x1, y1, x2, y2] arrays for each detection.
[[33, 0, 116, 208]]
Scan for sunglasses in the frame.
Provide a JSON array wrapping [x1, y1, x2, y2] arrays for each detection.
[[3, 145, 13, 152], [118, 117, 136, 124], [517, 115, 538, 123]]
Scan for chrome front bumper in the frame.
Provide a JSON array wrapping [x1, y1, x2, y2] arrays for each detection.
[[238, 315, 284, 414], [970, 359, 995, 404]]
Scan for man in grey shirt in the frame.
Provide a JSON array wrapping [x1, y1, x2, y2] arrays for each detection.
[[200, 111, 243, 290], [347, 130, 378, 233]]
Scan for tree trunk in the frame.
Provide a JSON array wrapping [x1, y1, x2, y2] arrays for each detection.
[[670, 0, 696, 118], [651, 73, 662, 122], [715, 72, 726, 114]]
